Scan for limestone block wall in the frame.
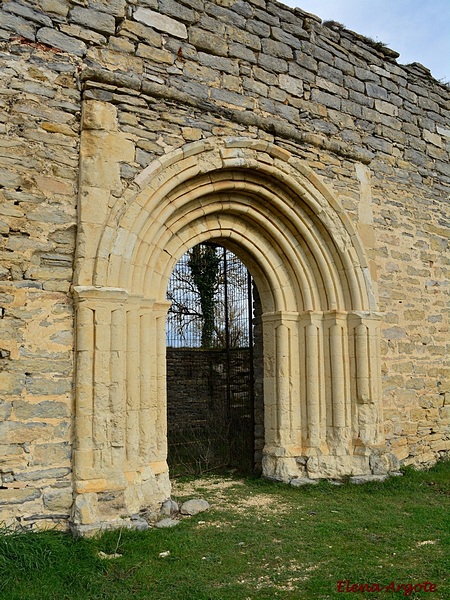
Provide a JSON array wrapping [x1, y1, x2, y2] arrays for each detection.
[[0, 17, 80, 525], [0, 0, 448, 530]]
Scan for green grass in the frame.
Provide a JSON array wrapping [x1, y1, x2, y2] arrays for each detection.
[[1, 461, 449, 600]]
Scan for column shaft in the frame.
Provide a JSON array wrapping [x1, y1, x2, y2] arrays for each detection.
[[110, 308, 126, 466], [276, 323, 290, 446], [126, 308, 140, 462], [355, 323, 370, 403], [139, 310, 155, 460], [330, 323, 346, 429], [93, 307, 112, 469], [306, 323, 320, 447]]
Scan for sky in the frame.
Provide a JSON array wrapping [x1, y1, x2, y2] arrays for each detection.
[[282, 0, 450, 82]]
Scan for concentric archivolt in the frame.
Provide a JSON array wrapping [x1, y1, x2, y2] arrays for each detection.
[[93, 138, 375, 313], [73, 134, 385, 500]]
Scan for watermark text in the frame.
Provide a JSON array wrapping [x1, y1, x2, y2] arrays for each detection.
[[337, 580, 437, 596]]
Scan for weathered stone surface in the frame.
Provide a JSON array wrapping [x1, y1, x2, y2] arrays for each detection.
[[90, 0, 127, 18], [290, 478, 319, 487], [180, 499, 210, 516], [59, 24, 107, 46], [350, 475, 388, 485], [189, 27, 228, 56], [0, 11, 35, 40], [32, 443, 71, 467], [72, 493, 98, 525], [0, 372, 25, 396], [210, 88, 253, 109], [43, 487, 73, 513], [133, 7, 187, 39], [160, 0, 197, 23], [14, 400, 69, 420], [25, 376, 72, 396], [0, 0, 448, 535], [69, 7, 116, 36], [130, 517, 149, 531], [41, 0, 69, 17], [37, 27, 87, 56], [229, 42, 256, 63], [160, 498, 179, 517], [279, 74, 303, 96], [258, 53, 288, 74], [136, 44, 174, 64], [0, 488, 41, 505], [155, 518, 179, 528], [0, 400, 12, 420], [15, 467, 71, 482], [197, 51, 239, 75], [0, 421, 55, 444], [0, 445, 23, 458], [4, 2, 53, 27]]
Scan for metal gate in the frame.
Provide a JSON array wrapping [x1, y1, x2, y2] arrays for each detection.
[[166, 243, 255, 476]]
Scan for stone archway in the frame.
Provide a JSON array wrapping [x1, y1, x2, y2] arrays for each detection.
[[72, 100, 387, 533]]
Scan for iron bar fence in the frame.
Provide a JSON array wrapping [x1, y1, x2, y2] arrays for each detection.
[[166, 243, 255, 476]]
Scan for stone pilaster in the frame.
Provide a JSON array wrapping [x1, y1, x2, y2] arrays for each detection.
[[72, 287, 171, 533], [261, 311, 302, 481], [348, 312, 385, 449]]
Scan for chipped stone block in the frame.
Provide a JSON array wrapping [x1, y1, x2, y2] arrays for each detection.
[[189, 27, 228, 57], [160, 498, 179, 517], [290, 478, 319, 487], [180, 499, 210, 515], [69, 7, 116, 36], [350, 474, 388, 484], [4, 2, 53, 27], [0, 11, 35, 40], [37, 27, 87, 56], [133, 7, 187, 39], [15, 467, 71, 482], [32, 443, 72, 467], [155, 518, 179, 528], [0, 487, 41, 505], [0, 421, 55, 444], [41, 0, 70, 17], [89, 0, 127, 18]]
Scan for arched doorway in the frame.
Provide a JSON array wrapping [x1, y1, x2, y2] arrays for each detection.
[[166, 243, 261, 476], [73, 121, 389, 531]]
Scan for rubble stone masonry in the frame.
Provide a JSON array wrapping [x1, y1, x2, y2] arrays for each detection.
[[0, 0, 448, 531]]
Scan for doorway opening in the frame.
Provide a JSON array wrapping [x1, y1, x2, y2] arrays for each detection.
[[166, 243, 263, 477]]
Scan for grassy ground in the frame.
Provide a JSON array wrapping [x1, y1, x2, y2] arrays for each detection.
[[1, 460, 449, 600]]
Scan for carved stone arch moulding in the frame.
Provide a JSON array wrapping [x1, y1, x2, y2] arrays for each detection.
[[72, 100, 391, 534]]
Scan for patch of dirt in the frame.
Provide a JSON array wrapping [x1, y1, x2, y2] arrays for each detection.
[[233, 561, 319, 591], [416, 540, 437, 547], [172, 477, 292, 516], [171, 476, 245, 502], [223, 493, 290, 515]]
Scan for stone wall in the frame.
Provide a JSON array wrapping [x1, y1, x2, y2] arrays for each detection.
[[166, 347, 256, 473], [0, 4, 80, 526], [0, 0, 448, 530], [166, 347, 252, 433]]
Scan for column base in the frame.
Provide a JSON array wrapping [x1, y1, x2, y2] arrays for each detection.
[[71, 466, 171, 536], [262, 446, 400, 482]]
